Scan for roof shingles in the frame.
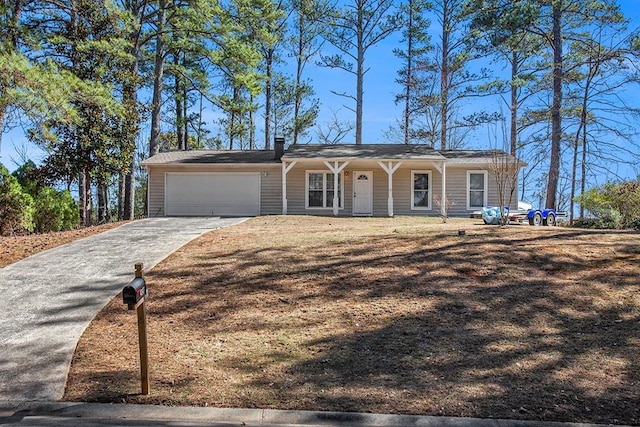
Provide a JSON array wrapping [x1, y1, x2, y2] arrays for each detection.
[[141, 145, 516, 165], [282, 144, 444, 160], [141, 150, 278, 165]]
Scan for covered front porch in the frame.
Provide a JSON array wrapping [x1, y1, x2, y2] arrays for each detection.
[[280, 157, 449, 218]]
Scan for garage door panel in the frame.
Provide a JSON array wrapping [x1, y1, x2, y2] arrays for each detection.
[[166, 173, 260, 216]]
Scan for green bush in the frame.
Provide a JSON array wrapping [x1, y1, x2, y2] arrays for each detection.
[[0, 164, 34, 235], [33, 187, 79, 233], [572, 218, 618, 229], [577, 179, 640, 229], [12, 160, 41, 196]]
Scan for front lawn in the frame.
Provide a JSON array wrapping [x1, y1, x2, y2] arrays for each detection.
[[64, 216, 640, 425]]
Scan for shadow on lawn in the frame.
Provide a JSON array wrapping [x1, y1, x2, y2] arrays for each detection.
[[147, 227, 640, 424], [273, 293, 640, 424]]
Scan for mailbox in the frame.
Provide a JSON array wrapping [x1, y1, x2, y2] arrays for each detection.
[[123, 277, 147, 306]]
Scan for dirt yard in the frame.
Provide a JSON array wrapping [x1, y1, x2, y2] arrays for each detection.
[[0, 222, 126, 268], [55, 216, 640, 424]]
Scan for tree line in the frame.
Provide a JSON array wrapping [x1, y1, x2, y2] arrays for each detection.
[[1, 0, 639, 227]]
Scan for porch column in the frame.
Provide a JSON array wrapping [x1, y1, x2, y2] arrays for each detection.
[[282, 160, 297, 215], [323, 161, 349, 216], [378, 161, 402, 217]]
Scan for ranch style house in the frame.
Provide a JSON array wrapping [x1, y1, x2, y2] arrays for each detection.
[[141, 139, 524, 218]]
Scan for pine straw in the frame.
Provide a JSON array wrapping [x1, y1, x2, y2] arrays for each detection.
[[64, 216, 640, 425], [0, 222, 127, 268]]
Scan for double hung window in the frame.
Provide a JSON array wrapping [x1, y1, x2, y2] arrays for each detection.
[[411, 171, 431, 210], [468, 171, 488, 209], [307, 172, 342, 209]]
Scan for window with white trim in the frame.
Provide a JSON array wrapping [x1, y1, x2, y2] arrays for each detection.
[[411, 171, 432, 210], [467, 170, 488, 209], [306, 171, 343, 209]]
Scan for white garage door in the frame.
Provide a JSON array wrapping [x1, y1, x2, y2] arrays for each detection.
[[165, 172, 260, 216]]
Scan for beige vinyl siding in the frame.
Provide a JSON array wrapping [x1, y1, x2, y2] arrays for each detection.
[[443, 167, 518, 216], [390, 166, 443, 216], [286, 162, 397, 216], [285, 160, 446, 216], [260, 168, 282, 215], [146, 164, 282, 217], [390, 167, 413, 215], [443, 167, 468, 217], [370, 169, 388, 216], [147, 159, 519, 218], [391, 166, 517, 217], [147, 166, 167, 217], [283, 163, 350, 215], [283, 166, 308, 215]]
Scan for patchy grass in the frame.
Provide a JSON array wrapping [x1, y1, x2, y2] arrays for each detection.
[[63, 216, 640, 425]]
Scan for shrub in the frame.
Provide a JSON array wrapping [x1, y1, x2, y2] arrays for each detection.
[[577, 179, 640, 229], [33, 187, 80, 233], [0, 164, 34, 235], [12, 160, 41, 196], [572, 218, 618, 229]]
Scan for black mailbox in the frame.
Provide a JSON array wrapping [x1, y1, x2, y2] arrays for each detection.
[[123, 277, 147, 306]]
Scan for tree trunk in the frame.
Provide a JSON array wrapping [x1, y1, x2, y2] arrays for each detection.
[[570, 71, 590, 225], [118, 174, 125, 220], [124, 156, 135, 219], [79, 167, 92, 227], [570, 124, 581, 225], [545, 1, 563, 210], [79, 172, 87, 226], [121, 81, 138, 221], [293, 11, 303, 146], [0, 98, 7, 150], [440, 0, 449, 151], [0, 0, 25, 149], [175, 54, 185, 150], [197, 92, 203, 147], [97, 182, 108, 224], [229, 86, 238, 149], [580, 117, 588, 221], [355, 2, 364, 145], [149, 0, 166, 157], [182, 81, 188, 149], [510, 51, 518, 157], [403, 0, 413, 145], [249, 93, 255, 149], [264, 48, 273, 150], [118, 0, 148, 221]]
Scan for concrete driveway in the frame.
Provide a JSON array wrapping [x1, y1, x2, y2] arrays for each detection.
[[0, 217, 247, 402]]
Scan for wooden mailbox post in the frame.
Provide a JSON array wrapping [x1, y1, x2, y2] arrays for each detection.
[[123, 263, 150, 395]]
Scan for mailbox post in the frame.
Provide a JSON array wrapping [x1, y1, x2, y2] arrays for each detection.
[[123, 263, 150, 395]]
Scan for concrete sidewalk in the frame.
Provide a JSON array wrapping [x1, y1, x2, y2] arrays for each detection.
[[0, 401, 628, 427], [0, 217, 247, 402]]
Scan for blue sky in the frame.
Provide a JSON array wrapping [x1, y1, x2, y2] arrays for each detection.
[[2, 0, 639, 186]]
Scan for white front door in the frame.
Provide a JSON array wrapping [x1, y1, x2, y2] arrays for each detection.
[[353, 171, 373, 215]]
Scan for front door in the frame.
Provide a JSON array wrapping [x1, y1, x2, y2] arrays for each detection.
[[353, 171, 373, 215]]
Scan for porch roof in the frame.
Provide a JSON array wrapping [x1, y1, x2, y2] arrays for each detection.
[[282, 144, 446, 161]]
